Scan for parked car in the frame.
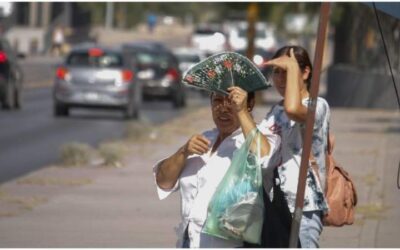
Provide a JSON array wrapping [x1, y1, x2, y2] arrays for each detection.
[[190, 24, 227, 56], [127, 40, 170, 52], [0, 37, 23, 110], [53, 45, 140, 119], [235, 47, 274, 77], [173, 47, 206, 74], [123, 42, 186, 108], [229, 22, 278, 53]]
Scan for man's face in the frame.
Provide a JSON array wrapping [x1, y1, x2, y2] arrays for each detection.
[[211, 93, 240, 135]]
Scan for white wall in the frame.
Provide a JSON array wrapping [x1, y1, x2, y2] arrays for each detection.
[[5, 27, 46, 55]]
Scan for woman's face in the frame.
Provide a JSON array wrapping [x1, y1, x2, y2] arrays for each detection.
[[272, 67, 287, 97], [272, 66, 310, 97], [211, 94, 240, 135]]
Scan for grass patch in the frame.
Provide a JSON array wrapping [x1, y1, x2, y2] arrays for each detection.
[[17, 177, 93, 186], [0, 189, 6, 198], [0, 195, 48, 211], [0, 211, 18, 217], [98, 142, 126, 168], [60, 142, 94, 167]]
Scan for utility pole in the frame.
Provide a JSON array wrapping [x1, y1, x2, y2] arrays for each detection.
[[246, 3, 257, 60], [288, 2, 331, 247], [247, 3, 263, 104], [105, 2, 114, 29]]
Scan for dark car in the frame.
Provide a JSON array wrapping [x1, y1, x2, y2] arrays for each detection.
[[53, 45, 140, 119], [123, 43, 186, 108], [127, 40, 170, 52], [0, 37, 23, 110]]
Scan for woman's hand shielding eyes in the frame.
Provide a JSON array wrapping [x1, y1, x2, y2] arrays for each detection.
[[227, 86, 248, 114]]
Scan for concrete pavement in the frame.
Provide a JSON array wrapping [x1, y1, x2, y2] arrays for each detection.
[[0, 99, 399, 247]]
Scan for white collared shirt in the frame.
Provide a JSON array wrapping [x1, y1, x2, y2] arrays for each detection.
[[153, 127, 280, 248]]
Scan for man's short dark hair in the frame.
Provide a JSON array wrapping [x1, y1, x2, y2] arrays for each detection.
[[210, 91, 255, 107]]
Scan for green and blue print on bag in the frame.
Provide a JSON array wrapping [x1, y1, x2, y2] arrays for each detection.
[[202, 129, 264, 244]]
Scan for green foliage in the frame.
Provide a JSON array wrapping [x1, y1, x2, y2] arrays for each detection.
[[60, 142, 93, 167], [77, 2, 106, 25]]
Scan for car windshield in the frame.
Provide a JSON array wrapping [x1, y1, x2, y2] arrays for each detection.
[[238, 28, 267, 38], [135, 51, 169, 68], [176, 54, 201, 63], [66, 51, 123, 67], [194, 28, 219, 35]]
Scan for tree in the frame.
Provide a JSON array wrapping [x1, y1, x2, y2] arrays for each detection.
[[331, 2, 400, 71]]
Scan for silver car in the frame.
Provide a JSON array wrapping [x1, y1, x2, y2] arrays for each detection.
[[173, 47, 206, 74], [53, 45, 140, 119]]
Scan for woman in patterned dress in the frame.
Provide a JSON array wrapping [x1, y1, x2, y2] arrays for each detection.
[[259, 46, 331, 248]]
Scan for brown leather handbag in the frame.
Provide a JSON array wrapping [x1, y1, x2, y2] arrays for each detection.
[[310, 133, 358, 227]]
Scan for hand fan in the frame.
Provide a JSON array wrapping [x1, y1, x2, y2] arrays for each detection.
[[182, 52, 271, 95]]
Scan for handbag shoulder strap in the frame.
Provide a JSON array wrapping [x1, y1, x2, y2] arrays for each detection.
[[309, 129, 336, 192]]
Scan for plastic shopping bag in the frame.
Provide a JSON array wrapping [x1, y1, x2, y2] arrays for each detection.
[[202, 129, 264, 244]]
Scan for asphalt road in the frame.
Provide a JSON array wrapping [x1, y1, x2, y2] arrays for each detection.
[[0, 86, 208, 184], [19, 56, 63, 87]]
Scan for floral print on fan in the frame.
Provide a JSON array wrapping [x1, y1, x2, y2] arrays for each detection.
[[182, 52, 271, 95]]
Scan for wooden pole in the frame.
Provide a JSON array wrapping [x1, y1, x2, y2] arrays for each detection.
[[288, 2, 331, 248], [246, 2, 258, 60], [246, 3, 264, 105]]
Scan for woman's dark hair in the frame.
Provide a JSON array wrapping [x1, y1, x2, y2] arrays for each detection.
[[272, 46, 313, 90]]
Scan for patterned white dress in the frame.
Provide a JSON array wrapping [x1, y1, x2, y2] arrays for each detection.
[[259, 97, 330, 214]]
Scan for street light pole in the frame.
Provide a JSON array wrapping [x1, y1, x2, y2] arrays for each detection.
[[288, 2, 331, 248], [105, 2, 114, 29], [246, 2, 258, 60], [246, 3, 263, 104]]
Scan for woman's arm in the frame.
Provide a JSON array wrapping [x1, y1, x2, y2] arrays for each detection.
[[156, 135, 210, 190], [283, 62, 308, 123], [228, 87, 271, 157], [264, 48, 308, 123]]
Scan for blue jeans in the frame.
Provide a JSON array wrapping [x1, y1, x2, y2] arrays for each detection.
[[299, 211, 323, 248]]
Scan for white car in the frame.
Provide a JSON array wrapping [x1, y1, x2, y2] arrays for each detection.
[[173, 47, 206, 74], [190, 25, 227, 56], [229, 22, 278, 52]]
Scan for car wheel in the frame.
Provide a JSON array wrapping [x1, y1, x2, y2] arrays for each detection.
[[14, 86, 22, 109], [172, 92, 186, 109], [54, 102, 69, 117], [2, 83, 15, 110], [123, 103, 138, 120]]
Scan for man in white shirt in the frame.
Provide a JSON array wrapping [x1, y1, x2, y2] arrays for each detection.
[[153, 87, 279, 248]]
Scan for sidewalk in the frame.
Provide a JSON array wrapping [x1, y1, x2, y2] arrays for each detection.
[[0, 102, 399, 247]]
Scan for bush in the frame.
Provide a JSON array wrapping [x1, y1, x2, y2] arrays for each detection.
[[98, 143, 124, 168], [60, 142, 93, 167]]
